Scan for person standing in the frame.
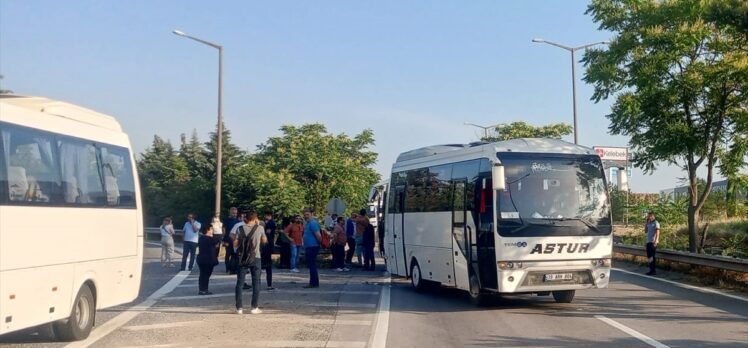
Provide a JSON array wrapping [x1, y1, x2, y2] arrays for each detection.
[[262, 212, 277, 290], [354, 210, 369, 267], [233, 210, 266, 315], [197, 224, 220, 295], [332, 216, 349, 272], [285, 216, 304, 273], [362, 215, 376, 271], [345, 213, 357, 267], [181, 213, 201, 271], [223, 207, 242, 274], [278, 217, 292, 269], [645, 212, 661, 276], [377, 218, 385, 259], [303, 208, 322, 288], [160, 217, 176, 267]]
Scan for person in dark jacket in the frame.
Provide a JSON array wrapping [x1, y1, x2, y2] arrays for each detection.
[[361, 211, 376, 271], [197, 224, 221, 295]]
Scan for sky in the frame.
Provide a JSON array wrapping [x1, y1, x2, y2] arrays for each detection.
[[0, 0, 714, 193]]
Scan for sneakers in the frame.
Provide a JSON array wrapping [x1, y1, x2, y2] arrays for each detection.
[[198, 291, 213, 296], [336, 268, 344, 272], [236, 308, 244, 315], [266, 286, 276, 291], [243, 283, 252, 290], [250, 308, 262, 314], [303, 284, 319, 289], [342, 267, 350, 272], [645, 271, 656, 276], [290, 268, 300, 273]]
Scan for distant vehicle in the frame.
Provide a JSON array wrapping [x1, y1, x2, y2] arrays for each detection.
[[384, 139, 612, 304], [367, 180, 389, 227], [0, 95, 143, 340]]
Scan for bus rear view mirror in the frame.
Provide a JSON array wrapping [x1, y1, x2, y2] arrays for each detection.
[[492, 165, 506, 191]]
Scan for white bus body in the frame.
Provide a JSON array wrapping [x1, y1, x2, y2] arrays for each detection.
[[0, 95, 143, 340], [367, 179, 389, 227], [384, 139, 612, 303]]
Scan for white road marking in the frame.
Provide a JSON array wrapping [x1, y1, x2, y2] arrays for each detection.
[[613, 267, 748, 303], [64, 270, 192, 348], [371, 271, 391, 348], [123, 321, 203, 331], [595, 315, 670, 348]]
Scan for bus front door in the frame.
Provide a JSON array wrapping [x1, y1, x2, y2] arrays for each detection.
[[452, 180, 470, 290], [389, 185, 406, 276]]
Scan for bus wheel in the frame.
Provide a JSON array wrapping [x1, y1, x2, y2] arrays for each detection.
[[410, 260, 427, 293], [552, 290, 575, 303], [53, 285, 95, 341]]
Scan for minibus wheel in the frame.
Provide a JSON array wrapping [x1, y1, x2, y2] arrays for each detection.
[[552, 290, 575, 303], [53, 285, 95, 341]]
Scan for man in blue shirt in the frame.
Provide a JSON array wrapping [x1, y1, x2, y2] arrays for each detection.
[[181, 213, 201, 271], [222, 207, 241, 274], [345, 213, 357, 267], [303, 208, 322, 288]]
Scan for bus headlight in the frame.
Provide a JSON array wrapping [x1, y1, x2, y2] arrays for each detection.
[[591, 259, 611, 267], [498, 261, 523, 270]]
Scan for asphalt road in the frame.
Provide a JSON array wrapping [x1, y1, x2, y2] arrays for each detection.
[[1, 244, 746, 347]]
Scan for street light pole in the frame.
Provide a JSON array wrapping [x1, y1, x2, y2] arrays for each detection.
[[464, 122, 500, 140], [532, 38, 609, 145], [173, 29, 224, 229]]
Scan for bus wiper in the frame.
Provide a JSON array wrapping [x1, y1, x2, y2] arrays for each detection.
[[552, 217, 602, 234], [507, 222, 548, 234]]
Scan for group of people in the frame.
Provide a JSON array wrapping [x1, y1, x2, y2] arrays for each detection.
[[158, 206, 383, 315]]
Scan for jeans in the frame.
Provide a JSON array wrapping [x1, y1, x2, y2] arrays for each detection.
[[224, 243, 236, 273], [279, 243, 291, 268], [363, 246, 376, 270], [345, 237, 356, 264], [261, 247, 273, 287], [332, 244, 345, 269], [355, 235, 364, 265], [161, 235, 174, 265], [290, 245, 301, 269], [305, 246, 320, 286], [197, 263, 214, 291], [646, 242, 657, 273], [181, 241, 197, 271], [235, 260, 261, 309]]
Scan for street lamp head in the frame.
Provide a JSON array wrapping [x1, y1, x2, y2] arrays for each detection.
[[172, 29, 187, 36], [532, 38, 545, 43]]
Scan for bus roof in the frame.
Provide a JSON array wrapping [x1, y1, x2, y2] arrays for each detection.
[[395, 138, 596, 164], [0, 94, 123, 132]]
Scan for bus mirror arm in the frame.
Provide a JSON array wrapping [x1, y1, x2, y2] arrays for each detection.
[[492, 165, 506, 191]]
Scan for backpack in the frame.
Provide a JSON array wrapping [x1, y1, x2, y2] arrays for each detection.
[[320, 230, 331, 249], [236, 225, 259, 268]]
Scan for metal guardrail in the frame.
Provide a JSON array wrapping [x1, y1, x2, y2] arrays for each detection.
[[144, 227, 184, 243], [614, 244, 748, 273]]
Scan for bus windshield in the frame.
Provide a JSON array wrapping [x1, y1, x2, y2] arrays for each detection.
[[496, 153, 611, 237]]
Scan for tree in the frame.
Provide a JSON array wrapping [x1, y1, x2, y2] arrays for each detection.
[[584, 0, 748, 252], [205, 122, 248, 210], [137, 135, 189, 225], [480, 121, 573, 142], [255, 123, 380, 215]]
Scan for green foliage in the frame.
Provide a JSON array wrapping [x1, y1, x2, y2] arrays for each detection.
[[255, 123, 380, 216], [584, 0, 748, 252], [481, 121, 573, 142], [138, 123, 379, 226]]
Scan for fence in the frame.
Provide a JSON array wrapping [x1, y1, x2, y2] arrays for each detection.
[[614, 244, 748, 273]]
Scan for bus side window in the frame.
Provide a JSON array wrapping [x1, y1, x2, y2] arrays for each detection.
[[2, 125, 62, 203], [97, 145, 136, 207]]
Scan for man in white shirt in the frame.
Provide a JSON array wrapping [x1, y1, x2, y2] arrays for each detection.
[[181, 213, 201, 271]]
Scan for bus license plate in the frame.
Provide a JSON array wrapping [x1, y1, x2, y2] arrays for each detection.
[[544, 273, 573, 281]]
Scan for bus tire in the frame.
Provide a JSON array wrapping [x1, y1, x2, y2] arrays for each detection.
[[410, 260, 428, 293], [552, 290, 575, 303], [53, 285, 95, 341]]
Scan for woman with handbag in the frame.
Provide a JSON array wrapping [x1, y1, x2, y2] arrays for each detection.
[[160, 217, 176, 267]]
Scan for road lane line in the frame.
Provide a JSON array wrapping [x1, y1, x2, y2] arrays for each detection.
[[123, 320, 203, 331], [595, 315, 669, 348], [64, 270, 192, 348], [371, 271, 391, 348], [613, 267, 748, 303]]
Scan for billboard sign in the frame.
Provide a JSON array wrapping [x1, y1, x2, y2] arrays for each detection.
[[593, 146, 628, 161]]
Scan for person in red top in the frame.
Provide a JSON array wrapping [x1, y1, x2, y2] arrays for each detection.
[[284, 216, 304, 273], [332, 216, 350, 272]]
